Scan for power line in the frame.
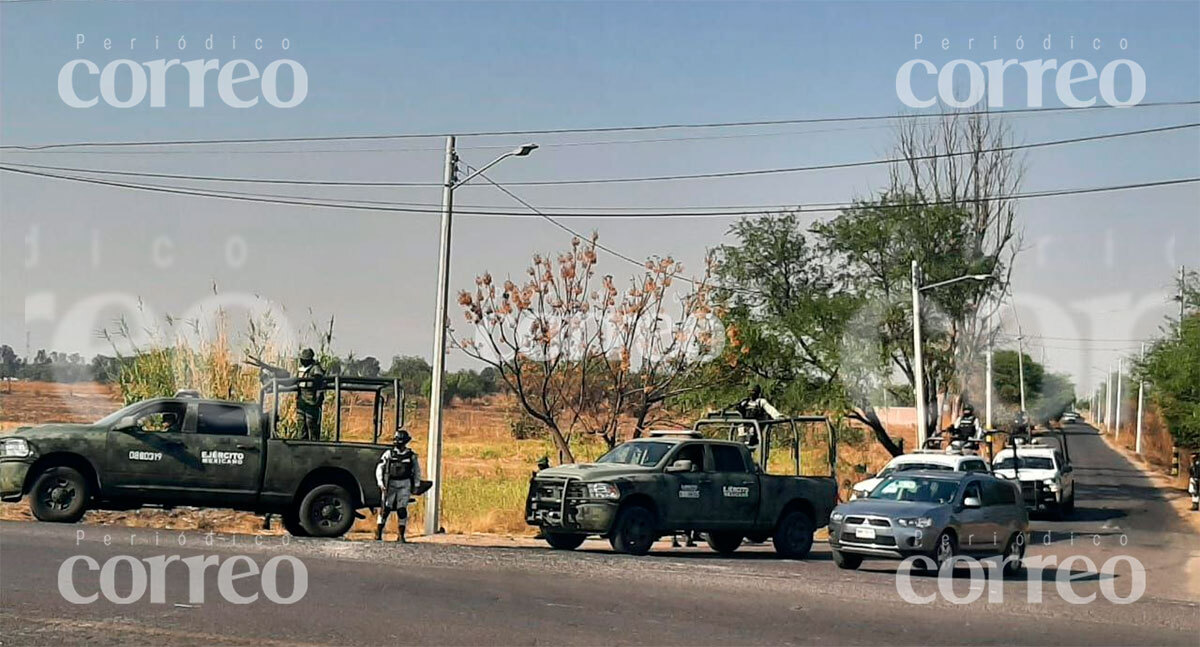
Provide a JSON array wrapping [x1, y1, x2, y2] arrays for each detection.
[[6, 122, 1196, 188], [2, 163, 1197, 218], [2, 99, 1196, 151]]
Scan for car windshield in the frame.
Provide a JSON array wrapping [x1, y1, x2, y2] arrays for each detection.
[[94, 402, 142, 426], [869, 476, 960, 504], [597, 441, 672, 466], [994, 456, 1055, 470]]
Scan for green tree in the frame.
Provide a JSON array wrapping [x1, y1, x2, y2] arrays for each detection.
[[991, 350, 1043, 407], [1138, 270, 1200, 449]]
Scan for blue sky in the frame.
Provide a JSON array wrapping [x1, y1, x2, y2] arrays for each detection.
[[1, 1, 1197, 391]]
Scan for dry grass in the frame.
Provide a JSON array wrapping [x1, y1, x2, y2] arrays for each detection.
[[0, 381, 909, 537]]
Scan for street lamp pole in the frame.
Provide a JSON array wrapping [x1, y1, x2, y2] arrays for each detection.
[[424, 138, 537, 537], [910, 261, 991, 450], [911, 261, 928, 449]]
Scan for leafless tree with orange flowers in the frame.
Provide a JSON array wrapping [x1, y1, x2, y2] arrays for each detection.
[[453, 235, 722, 463]]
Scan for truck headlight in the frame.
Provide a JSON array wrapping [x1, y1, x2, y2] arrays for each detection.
[[586, 483, 620, 500], [1043, 478, 1060, 491], [0, 437, 31, 458], [897, 517, 933, 528]]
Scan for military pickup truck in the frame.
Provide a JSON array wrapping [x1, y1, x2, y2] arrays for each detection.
[[0, 377, 405, 538], [525, 415, 840, 558]]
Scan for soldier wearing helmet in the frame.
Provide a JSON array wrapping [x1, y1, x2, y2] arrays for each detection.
[[375, 430, 422, 542], [295, 348, 325, 441]]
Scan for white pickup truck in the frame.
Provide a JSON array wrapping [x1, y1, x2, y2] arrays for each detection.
[[992, 445, 1075, 517]]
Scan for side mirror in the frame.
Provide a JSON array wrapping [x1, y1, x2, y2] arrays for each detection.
[[962, 496, 982, 508], [112, 416, 138, 432], [666, 459, 694, 473]]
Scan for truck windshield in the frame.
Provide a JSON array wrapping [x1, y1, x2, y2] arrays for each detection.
[[994, 456, 1054, 470], [94, 402, 142, 426], [869, 476, 959, 504], [597, 441, 671, 466]]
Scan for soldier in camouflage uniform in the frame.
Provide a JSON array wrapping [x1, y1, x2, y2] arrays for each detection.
[[375, 430, 422, 542], [295, 348, 325, 441]]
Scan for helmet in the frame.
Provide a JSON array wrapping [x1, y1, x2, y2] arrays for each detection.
[[750, 385, 763, 400], [393, 430, 411, 446], [962, 404, 975, 415], [299, 348, 316, 362]]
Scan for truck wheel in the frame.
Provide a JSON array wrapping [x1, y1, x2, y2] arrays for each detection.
[[772, 509, 814, 559], [282, 508, 309, 537], [29, 466, 89, 523], [298, 484, 355, 538], [704, 531, 743, 555], [544, 532, 587, 550], [832, 549, 863, 570], [609, 505, 657, 556]]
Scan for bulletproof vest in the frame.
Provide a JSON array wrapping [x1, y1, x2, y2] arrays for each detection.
[[296, 363, 322, 406], [387, 449, 414, 481], [957, 414, 977, 430]]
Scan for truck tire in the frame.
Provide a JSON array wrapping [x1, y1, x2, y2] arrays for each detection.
[[282, 508, 309, 537], [772, 509, 815, 559], [544, 532, 587, 550], [704, 531, 743, 555], [298, 484, 355, 538], [832, 549, 863, 570], [609, 505, 657, 556], [29, 466, 89, 523]]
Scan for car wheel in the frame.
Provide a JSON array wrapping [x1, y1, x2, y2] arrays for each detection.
[[281, 508, 309, 537], [832, 549, 863, 570], [928, 531, 958, 571], [298, 484, 355, 538], [608, 505, 657, 556], [1001, 532, 1026, 577], [544, 532, 587, 550], [704, 531, 744, 555], [29, 466, 89, 523], [772, 509, 815, 559]]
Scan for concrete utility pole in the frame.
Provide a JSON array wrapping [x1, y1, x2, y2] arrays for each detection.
[[425, 135, 457, 537], [1108, 357, 1118, 436], [424, 138, 538, 537], [1135, 343, 1146, 455], [1016, 336, 1027, 412], [985, 337, 993, 431], [911, 261, 927, 449]]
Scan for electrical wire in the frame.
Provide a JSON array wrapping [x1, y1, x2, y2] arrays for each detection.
[[2, 99, 1196, 151], [2, 163, 1196, 218], [6, 122, 1195, 188]]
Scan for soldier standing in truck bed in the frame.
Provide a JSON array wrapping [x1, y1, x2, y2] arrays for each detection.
[[295, 348, 325, 441]]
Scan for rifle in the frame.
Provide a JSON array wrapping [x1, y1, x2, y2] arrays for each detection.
[[245, 354, 291, 380]]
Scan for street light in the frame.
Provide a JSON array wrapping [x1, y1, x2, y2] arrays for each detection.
[[911, 260, 991, 449], [425, 137, 537, 536]]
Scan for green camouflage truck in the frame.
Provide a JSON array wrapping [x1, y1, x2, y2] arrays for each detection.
[[525, 416, 840, 558], [0, 377, 404, 538]]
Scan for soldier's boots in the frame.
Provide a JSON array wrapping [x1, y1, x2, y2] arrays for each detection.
[[374, 526, 384, 541], [397, 525, 407, 543]]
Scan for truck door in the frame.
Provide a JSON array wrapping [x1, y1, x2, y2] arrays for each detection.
[[180, 402, 263, 505], [708, 444, 759, 528], [662, 443, 712, 528], [104, 400, 194, 499]]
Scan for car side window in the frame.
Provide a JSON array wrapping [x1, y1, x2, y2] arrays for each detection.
[[196, 403, 250, 436], [711, 445, 749, 473], [981, 480, 1014, 506], [672, 443, 705, 472], [133, 402, 187, 433]]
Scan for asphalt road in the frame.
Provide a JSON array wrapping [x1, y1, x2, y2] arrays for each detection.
[[2, 423, 1197, 646]]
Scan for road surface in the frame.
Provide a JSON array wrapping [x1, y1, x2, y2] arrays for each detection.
[[2, 423, 1197, 646]]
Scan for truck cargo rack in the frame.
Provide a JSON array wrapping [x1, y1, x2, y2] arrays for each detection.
[[260, 376, 404, 445]]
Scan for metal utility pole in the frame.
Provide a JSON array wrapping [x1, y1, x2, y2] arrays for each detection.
[[425, 135, 457, 537], [1135, 343, 1146, 455], [1108, 357, 1118, 436], [911, 260, 927, 449]]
